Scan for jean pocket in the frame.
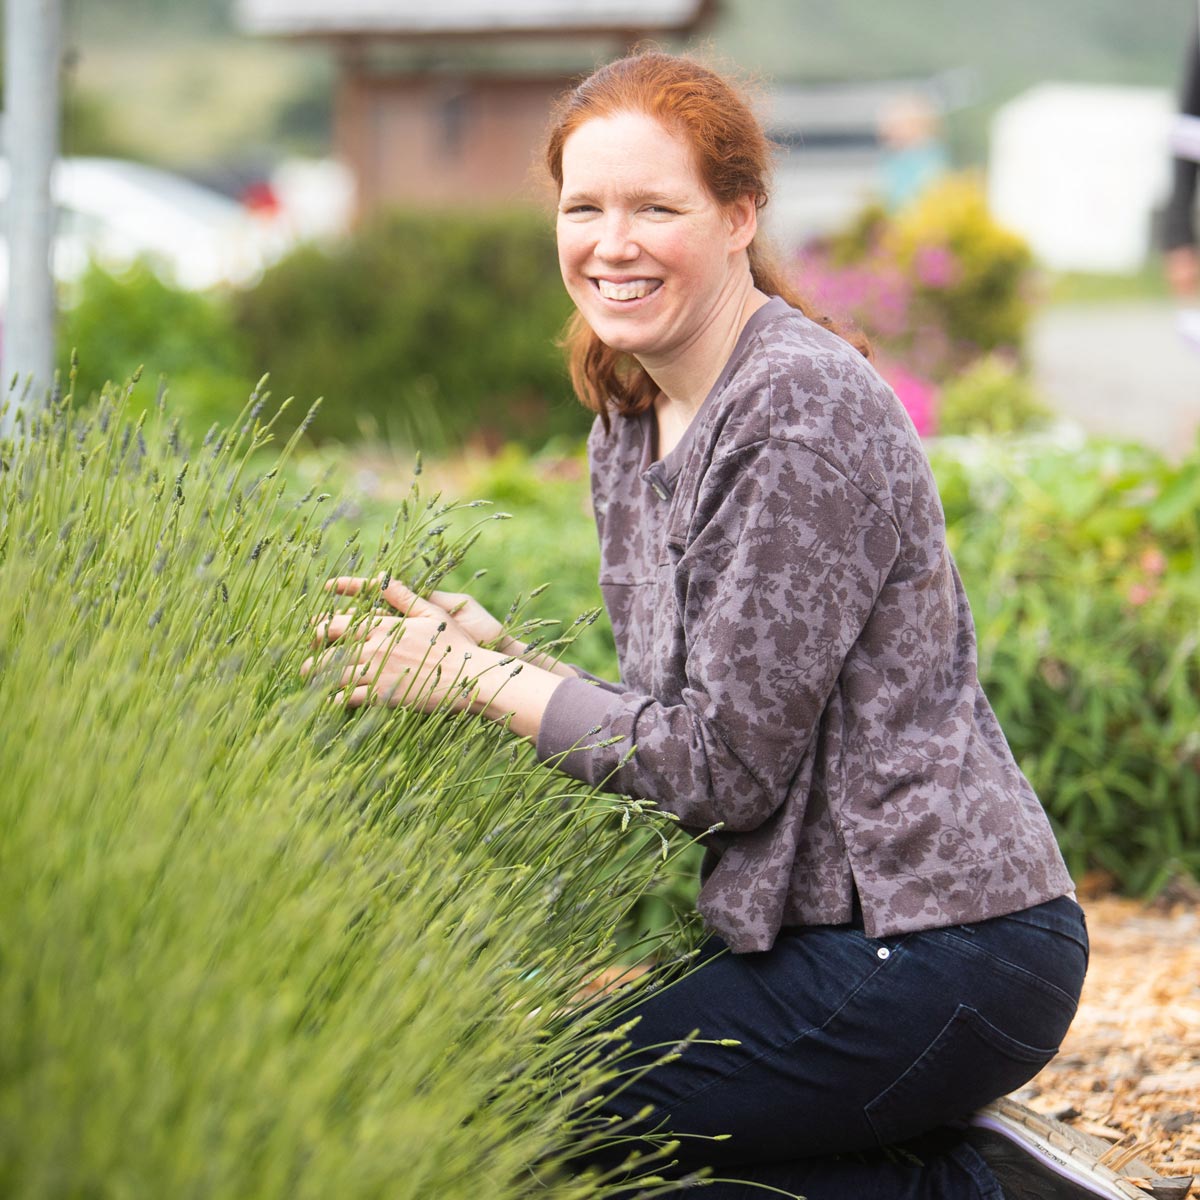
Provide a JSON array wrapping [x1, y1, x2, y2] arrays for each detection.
[[864, 1003, 1059, 1147]]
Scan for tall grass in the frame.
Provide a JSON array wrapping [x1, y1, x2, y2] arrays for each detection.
[[0, 373, 703, 1198]]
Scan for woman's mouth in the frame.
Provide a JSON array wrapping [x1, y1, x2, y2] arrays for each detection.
[[593, 278, 662, 301]]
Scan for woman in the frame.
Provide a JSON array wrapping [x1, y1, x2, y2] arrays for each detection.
[[310, 51, 1160, 1200]]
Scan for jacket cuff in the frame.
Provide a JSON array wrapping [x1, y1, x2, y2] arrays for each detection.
[[569, 664, 625, 695], [536, 676, 626, 783]]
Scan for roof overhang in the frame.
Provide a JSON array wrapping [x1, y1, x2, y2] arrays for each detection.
[[235, 0, 714, 41]]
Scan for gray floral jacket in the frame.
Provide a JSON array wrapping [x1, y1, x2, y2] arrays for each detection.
[[536, 297, 1073, 952]]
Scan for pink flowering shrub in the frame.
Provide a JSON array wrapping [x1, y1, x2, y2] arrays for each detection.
[[793, 175, 1037, 434]]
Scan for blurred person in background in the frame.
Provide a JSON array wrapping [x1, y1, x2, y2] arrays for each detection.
[[877, 91, 949, 211], [1163, 9, 1200, 298]]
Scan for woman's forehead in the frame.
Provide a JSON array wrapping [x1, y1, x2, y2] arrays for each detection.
[[560, 112, 701, 183]]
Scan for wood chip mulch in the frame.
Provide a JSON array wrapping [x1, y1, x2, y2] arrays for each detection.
[[1012, 887, 1200, 1196]]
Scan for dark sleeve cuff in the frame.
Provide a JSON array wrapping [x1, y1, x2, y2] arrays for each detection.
[[536, 675, 627, 784]]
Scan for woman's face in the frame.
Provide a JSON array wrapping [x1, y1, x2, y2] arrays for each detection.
[[556, 111, 756, 369]]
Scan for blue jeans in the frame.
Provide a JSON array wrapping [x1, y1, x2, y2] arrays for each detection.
[[577, 895, 1089, 1199]]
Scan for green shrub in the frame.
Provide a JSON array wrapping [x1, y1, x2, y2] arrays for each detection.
[[234, 211, 585, 450], [0, 380, 705, 1198], [932, 434, 1200, 892], [57, 259, 254, 438], [936, 353, 1052, 437]]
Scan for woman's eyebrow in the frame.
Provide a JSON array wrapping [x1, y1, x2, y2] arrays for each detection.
[[559, 188, 689, 207]]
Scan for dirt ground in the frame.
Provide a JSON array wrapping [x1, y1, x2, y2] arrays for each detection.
[[1015, 889, 1200, 1195]]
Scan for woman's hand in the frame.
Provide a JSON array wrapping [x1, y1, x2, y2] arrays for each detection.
[[323, 575, 578, 679], [1166, 245, 1200, 297], [304, 576, 569, 734], [324, 575, 506, 646], [305, 576, 491, 713]]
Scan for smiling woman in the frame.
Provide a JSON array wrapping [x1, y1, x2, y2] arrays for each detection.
[[308, 49, 1167, 1200]]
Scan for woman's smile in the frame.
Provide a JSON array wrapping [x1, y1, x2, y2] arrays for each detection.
[[592, 277, 663, 302]]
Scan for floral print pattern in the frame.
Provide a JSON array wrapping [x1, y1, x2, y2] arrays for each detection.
[[537, 298, 1072, 952]]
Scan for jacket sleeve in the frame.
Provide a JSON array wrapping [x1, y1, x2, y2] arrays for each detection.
[[536, 437, 899, 833]]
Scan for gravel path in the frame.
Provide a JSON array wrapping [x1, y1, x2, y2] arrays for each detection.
[[1030, 303, 1200, 457]]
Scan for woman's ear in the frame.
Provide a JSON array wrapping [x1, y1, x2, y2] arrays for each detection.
[[726, 194, 758, 253]]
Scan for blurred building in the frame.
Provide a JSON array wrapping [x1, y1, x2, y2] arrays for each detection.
[[237, 0, 966, 247], [235, 0, 716, 214]]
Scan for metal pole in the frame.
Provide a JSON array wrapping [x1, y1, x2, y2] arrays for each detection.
[[2, 0, 62, 435]]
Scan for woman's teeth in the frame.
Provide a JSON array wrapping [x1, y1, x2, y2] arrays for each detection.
[[596, 279, 660, 300]]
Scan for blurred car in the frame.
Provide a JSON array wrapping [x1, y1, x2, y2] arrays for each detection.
[[0, 155, 287, 296]]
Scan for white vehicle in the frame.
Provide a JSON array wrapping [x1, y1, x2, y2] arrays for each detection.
[[0, 156, 286, 296]]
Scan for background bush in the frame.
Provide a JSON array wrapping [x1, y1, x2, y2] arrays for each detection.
[[936, 353, 1052, 437], [0, 383, 702, 1198], [234, 210, 585, 450], [932, 433, 1200, 892], [58, 260, 255, 438]]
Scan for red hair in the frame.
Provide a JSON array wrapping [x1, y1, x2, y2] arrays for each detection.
[[545, 49, 871, 423]]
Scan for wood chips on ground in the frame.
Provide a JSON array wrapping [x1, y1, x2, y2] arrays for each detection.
[[1013, 889, 1200, 1195]]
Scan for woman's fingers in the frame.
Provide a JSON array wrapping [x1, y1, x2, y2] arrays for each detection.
[[323, 576, 459, 625], [312, 612, 394, 646], [429, 590, 469, 615], [324, 575, 372, 597], [427, 590, 501, 644], [378, 579, 444, 619], [325, 574, 438, 616], [338, 659, 383, 689]]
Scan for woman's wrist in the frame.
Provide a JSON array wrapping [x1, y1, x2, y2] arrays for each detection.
[[465, 646, 562, 739], [495, 634, 578, 679]]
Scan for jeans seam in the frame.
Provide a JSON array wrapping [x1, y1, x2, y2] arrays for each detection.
[[934, 929, 1082, 1009]]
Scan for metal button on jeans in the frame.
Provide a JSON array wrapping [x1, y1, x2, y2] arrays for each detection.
[[876, 946, 891, 960]]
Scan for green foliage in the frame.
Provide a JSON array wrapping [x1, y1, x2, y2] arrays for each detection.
[[936, 353, 1052, 437], [235, 211, 586, 451], [932, 434, 1200, 892], [58, 260, 254, 438], [0, 379, 707, 1198]]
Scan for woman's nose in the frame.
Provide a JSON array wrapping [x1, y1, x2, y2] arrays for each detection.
[[593, 214, 637, 262]]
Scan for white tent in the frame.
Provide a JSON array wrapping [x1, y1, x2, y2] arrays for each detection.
[[988, 83, 1174, 274]]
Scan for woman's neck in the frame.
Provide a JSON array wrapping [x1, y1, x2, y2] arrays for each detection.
[[648, 282, 770, 459]]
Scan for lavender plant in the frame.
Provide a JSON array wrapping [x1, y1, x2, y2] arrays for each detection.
[[0, 371, 706, 1199]]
